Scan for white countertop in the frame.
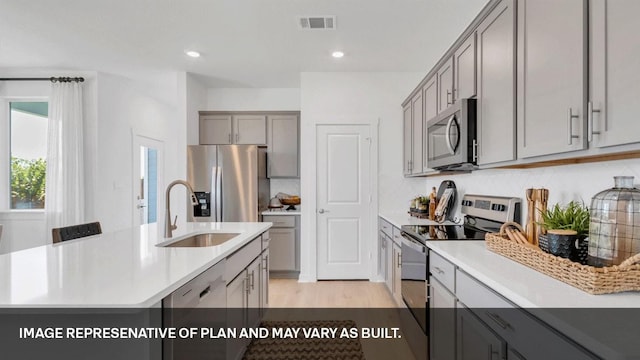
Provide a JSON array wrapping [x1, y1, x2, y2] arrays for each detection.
[[426, 241, 640, 359], [262, 207, 301, 216], [0, 222, 271, 308], [379, 211, 456, 228]]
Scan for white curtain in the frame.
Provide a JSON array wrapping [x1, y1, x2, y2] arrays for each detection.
[[45, 81, 84, 237]]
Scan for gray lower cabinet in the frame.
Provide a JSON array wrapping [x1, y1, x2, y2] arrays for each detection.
[[429, 276, 456, 360], [267, 115, 299, 178], [263, 215, 299, 277], [385, 235, 394, 294], [428, 249, 598, 360], [457, 304, 506, 360], [260, 248, 269, 315], [378, 217, 401, 305], [226, 270, 248, 360], [476, 0, 516, 165], [224, 234, 268, 360], [588, 0, 640, 148], [392, 240, 402, 306], [455, 268, 599, 360], [517, 0, 587, 158], [379, 232, 387, 283]]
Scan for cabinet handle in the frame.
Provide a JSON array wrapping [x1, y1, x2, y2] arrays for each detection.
[[397, 253, 402, 267], [472, 139, 478, 162], [433, 266, 445, 275], [486, 311, 512, 330], [567, 108, 580, 145], [250, 270, 255, 290], [490, 345, 500, 360], [446, 90, 453, 105], [245, 273, 251, 293], [587, 101, 601, 142], [228, 133, 232, 143]]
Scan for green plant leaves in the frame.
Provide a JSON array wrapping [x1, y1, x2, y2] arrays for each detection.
[[538, 201, 589, 236], [10, 157, 46, 209]]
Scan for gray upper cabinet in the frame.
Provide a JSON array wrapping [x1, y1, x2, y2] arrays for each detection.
[[517, 0, 587, 158], [476, 0, 516, 165], [267, 115, 299, 178], [404, 90, 429, 176], [422, 77, 438, 171], [233, 115, 266, 145], [411, 91, 424, 175], [438, 56, 455, 114], [403, 102, 413, 175], [589, 0, 640, 148], [200, 115, 233, 144], [454, 34, 477, 102], [200, 113, 266, 145]]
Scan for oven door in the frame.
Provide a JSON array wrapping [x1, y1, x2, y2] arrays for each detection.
[[400, 232, 427, 333]]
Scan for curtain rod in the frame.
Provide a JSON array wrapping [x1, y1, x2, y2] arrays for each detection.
[[0, 77, 85, 83]]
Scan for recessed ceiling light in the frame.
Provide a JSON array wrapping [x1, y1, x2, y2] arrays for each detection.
[[185, 50, 201, 58], [332, 51, 344, 58]]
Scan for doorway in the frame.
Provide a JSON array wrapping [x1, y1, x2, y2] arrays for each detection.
[[316, 124, 372, 279], [132, 135, 164, 227]]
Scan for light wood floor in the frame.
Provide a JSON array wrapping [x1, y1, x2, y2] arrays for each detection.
[[267, 279, 417, 360], [269, 279, 397, 308]]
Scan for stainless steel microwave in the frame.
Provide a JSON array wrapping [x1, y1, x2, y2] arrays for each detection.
[[425, 98, 477, 170]]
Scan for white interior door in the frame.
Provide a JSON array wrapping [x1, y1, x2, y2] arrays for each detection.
[[132, 135, 164, 227], [316, 125, 371, 279]]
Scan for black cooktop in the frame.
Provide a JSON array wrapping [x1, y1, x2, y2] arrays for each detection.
[[400, 224, 487, 243]]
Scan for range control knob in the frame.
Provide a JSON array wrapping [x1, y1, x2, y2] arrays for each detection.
[[491, 204, 507, 212], [461, 200, 473, 207]]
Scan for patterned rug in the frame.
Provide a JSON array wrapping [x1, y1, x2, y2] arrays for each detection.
[[242, 320, 366, 360]]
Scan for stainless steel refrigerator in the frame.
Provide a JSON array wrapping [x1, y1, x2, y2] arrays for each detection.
[[187, 145, 269, 222]]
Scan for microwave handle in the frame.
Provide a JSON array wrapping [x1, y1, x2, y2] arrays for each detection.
[[445, 115, 457, 155]]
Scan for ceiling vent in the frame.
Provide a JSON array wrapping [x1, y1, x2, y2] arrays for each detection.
[[297, 16, 336, 30]]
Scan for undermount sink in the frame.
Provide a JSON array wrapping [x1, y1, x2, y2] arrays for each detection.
[[158, 233, 240, 247]]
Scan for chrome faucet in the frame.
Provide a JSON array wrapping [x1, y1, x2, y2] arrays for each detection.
[[165, 180, 199, 238]]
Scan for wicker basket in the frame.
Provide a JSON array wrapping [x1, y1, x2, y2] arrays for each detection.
[[485, 222, 640, 295]]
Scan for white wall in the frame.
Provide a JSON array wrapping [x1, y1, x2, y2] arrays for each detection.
[[299, 72, 424, 282], [184, 74, 208, 145], [94, 72, 184, 234], [207, 88, 300, 111], [420, 159, 640, 224]]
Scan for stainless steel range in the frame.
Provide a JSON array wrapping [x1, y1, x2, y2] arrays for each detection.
[[399, 194, 521, 358]]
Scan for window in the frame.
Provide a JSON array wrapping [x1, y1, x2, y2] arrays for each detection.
[[9, 102, 48, 209]]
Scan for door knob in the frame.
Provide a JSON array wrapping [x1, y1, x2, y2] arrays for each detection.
[[318, 209, 329, 214]]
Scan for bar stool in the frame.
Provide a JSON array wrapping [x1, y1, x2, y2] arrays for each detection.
[[52, 222, 102, 243]]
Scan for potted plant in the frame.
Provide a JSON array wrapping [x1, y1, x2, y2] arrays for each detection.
[[417, 196, 429, 213], [538, 201, 590, 263]]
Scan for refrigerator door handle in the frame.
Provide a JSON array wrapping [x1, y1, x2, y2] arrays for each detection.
[[217, 166, 223, 221], [212, 165, 218, 222]]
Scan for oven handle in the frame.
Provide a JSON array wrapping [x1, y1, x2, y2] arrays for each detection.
[[401, 232, 426, 253]]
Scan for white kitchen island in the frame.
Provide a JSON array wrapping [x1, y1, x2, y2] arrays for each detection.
[[0, 222, 271, 307], [427, 240, 640, 360]]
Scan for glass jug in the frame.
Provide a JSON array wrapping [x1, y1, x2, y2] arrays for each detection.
[[588, 176, 640, 267]]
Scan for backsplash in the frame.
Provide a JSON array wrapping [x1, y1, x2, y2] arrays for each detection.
[[424, 158, 640, 223], [270, 179, 301, 198]]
